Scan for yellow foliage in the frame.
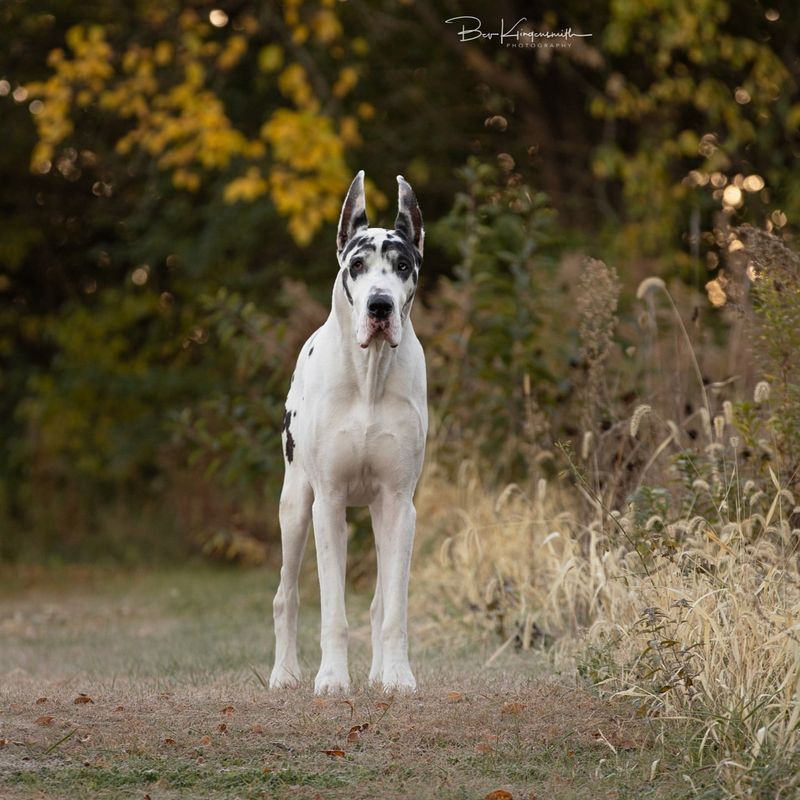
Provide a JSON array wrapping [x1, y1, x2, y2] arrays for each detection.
[[217, 35, 247, 71], [339, 115, 361, 147], [277, 63, 317, 111], [333, 66, 358, 99], [28, 3, 370, 247], [154, 40, 172, 66], [311, 9, 342, 44], [351, 37, 369, 56], [258, 44, 284, 73], [224, 167, 269, 203], [291, 24, 309, 45]]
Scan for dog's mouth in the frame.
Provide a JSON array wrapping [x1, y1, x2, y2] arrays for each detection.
[[359, 316, 399, 349]]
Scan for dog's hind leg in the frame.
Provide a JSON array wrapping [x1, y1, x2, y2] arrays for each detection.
[[270, 468, 312, 689]]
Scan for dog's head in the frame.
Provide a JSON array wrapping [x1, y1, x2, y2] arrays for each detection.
[[336, 171, 423, 349]]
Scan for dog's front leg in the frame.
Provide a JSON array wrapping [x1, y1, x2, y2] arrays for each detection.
[[374, 493, 417, 692], [368, 499, 385, 684], [312, 494, 351, 694]]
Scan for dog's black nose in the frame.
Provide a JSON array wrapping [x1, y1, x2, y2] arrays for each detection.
[[367, 295, 393, 320]]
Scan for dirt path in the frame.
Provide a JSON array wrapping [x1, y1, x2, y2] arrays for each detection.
[[0, 568, 688, 799]]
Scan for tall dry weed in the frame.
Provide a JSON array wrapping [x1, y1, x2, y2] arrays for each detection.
[[415, 263, 800, 796]]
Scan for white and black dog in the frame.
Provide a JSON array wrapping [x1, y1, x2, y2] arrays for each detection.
[[269, 171, 427, 694]]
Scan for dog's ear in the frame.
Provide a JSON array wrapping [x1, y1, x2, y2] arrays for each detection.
[[395, 176, 424, 256], [337, 170, 369, 254]]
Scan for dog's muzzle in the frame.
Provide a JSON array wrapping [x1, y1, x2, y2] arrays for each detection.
[[367, 294, 393, 320], [360, 293, 399, 348]]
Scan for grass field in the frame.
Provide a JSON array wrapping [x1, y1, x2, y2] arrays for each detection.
[[0, 566, 704, 799]]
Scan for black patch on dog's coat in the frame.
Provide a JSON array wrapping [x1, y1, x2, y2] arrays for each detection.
[[308, 347, 314, 357], [282, 409, 295, 463], [341, 270, 354, 305], [381, 235, 422, 283], [402, 288, 416, 316], [341, 234, 376, 260]]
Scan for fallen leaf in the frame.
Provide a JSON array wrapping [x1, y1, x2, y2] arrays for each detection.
[[322, 749, 346, 758], [250, 723, 264, 734], [485, 791, 513, 800], [475, 742, 495, 754], [501, 702, 525, 715], [217, 723, 227, 733], [114, 706, 125, 712], [375, 701, 391, 710], [163, 737, 176, 746], [262, 767, 272, 775], [347, 723, 369, 743], [73, 694, 94, 705], [0, 738, 9, 748], [35, 716, 54, 726], [200, 735, 212, 745], [447, 691, 463, 703], [312, 698, 328, 708], [35, 697, 48, 705], [221, 705, 235, 716]]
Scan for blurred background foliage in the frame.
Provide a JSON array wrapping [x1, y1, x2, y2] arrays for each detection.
[[1, 0, 798, 562]]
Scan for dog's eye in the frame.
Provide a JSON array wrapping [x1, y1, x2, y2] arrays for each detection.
[[350, 258, 364, 272], [397, 261, 409, 272]]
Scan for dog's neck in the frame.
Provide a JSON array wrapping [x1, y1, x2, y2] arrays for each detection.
[[331, 270, 401, 405]]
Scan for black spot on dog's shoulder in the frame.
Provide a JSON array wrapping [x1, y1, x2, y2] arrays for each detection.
[[293, 410, 297, 417], [308, 346, 314, 357], [282, 409, 295, 463], [341, 270, 354, 305]]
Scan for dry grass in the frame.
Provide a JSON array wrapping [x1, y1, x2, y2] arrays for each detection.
[[0, 567, 691, 799], [416, 462, 800, 797]]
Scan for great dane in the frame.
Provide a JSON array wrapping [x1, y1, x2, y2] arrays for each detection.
[[269, 171, 427, 694]]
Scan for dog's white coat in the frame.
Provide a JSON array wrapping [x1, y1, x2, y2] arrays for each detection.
[[270, 173, 427, 694]]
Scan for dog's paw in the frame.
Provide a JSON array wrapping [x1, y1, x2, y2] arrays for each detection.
[[314, 666, 351, 695], [368, 659, 383, 686], [269, 664, 303, 689], [381, 662, 416, 693]]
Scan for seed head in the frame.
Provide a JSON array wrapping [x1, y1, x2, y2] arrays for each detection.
[[636, 277, 666, 300], [630, 404, 652, 438]]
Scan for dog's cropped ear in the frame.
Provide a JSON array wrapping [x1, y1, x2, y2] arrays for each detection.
[[395, 176, 424, 256], [337, 170, 369, 254]]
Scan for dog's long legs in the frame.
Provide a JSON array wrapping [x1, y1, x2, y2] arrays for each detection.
[[368, 501, 384, 684], [312, 494, 351, 694], [374, 492, 416, 691], [269, 469, 312, 689]]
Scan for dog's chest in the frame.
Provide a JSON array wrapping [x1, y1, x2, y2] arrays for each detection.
[[293, 381, 425, 502]]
